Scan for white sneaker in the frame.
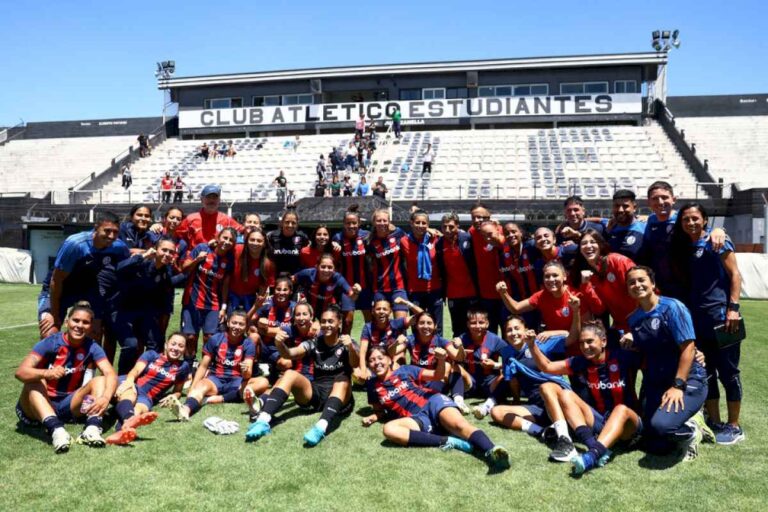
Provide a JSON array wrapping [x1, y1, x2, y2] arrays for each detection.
[[51, 428, 72, 454], [169, 396, 190, 422], [454, 399, 470, 415], [76, 425, 106, 447], [472, 405, 489, 420], [682, 424, 703, 462]]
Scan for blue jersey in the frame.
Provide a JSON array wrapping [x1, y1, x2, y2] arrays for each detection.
[[628, 296, 702, 388], [458, 332, 507, 384], [641, 212, 683, 299], [119, 221, 160, 251], [203, 333, 256, 379], [687, 235, 734, 323], [566, 348, 639, 414], [556, 220, 606, 246], [501, 340, 571, 397], [604, 219, 646, 261], [361, 317, 407, 349], [31, 332, 107, 399], [405, 335, 449, 369], [134, 350, 191, 402], [367, 365, 436, 418], [115, 255, 175, 311]]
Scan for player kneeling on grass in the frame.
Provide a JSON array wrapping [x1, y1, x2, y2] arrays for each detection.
[[362, 346, 510, 471], [171, 310, 255, 421], [15, 302, 120, 452], [246, 305, 357, 446], [108, 332, 191, 444]]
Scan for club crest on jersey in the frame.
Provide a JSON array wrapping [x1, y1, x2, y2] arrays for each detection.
[[666, 224, 674, 233], [336, 348, 344, 357], [326, 285, 335, 291], [235, 348, 242, 357], [155, 275, 161, 283], [504, 252, 510, 258], [221, 262, 227, 269], [76, 352, 85, 361], [389, 237, 396, 244], [294, 236, 301, 244], [103, 256, 112, 265], [607, 272, 616, 283], [695, 247, 704, 258], [254, 269, 260, 276], [625, 235, 636, 246], [651, 317, 661, 330], [562, 306, 570, 316], [609, 363, 619, 372], [216, 224, 223, 232]]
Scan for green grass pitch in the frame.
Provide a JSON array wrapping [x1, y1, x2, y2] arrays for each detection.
[[0, 283, 766, 511]]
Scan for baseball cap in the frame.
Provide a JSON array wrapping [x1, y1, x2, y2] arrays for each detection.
[[201, 184, 221, 197]]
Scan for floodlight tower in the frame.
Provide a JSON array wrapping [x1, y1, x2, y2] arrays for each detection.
[[649, 30, 681, 106], [155, 61, 176, 126]]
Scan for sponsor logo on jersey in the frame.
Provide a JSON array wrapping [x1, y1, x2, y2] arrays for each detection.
[[148, 362, 175, 379], [587, 379, 625, 390], [380, 380, 409, 403], [273, 248, 300, 255], [376, 246, 399, 258]]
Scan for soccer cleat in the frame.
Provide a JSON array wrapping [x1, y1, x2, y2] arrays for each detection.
[[714, 424, 746, 446], [485, 445, 511, 470], [597, 449, 612, 467], [440, 436, 473, 454], [122, 411, 158, 431], [303, 425, 326, 446], [472, 405, 490, 420], [51, 428, 72, 454], [168, 396, 189, 422], [244, 387, 262, 418], [549, 436, 577, 462], [105, 427, 137, 445], [687, 411, 716, 444], [540, 425, 559, 447], [571, 451, 599, 476], [245, 420, 271, 441], [77, 425, 106, 447], [681, 425, 703, 462], [454, 400, 471, 415]]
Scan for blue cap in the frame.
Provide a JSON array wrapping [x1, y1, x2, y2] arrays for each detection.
[[200, 184, 221, 197]]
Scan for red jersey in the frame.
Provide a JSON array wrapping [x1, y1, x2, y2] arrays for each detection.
[[229, 244, 265, 296], [400, 233, 442, 293], [528, 286, 601, 355], [499, 239, 539, 301], [161, 177, 173, 191], [469, 226, 503, 299], [582, 253, 635, 331], [366, 228, 407, 293], [441, 238, 477, 299], [176, 209, 243, 248], [299, 246, 337, 270]]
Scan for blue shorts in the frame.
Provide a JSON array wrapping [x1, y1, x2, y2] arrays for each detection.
[[373, 289, 409, 313], [412, 394, 457, 434], [16, 394, 77, 426], [341, 287, 372, 312], [117, 375, 155, 409], [229, 293, 255, 313], [181, 307, 220, 335], [590, 407, 644, 437], [519, 390, 551, 425], [207, 375, 243, 400], [465, 374, 496, 399]]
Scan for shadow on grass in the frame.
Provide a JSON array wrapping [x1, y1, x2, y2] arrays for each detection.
[[15, 422, 49, 443], [637, 451, 682, 470], [378, 439, 510, 475]]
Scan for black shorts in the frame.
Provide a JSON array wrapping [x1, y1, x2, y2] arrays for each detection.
[[307, 374, 353, 413]]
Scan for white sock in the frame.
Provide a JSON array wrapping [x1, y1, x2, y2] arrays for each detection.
[[519, 418, 535, 433], [482, 398, 497, 410], [553, 420, 570, 440], [315, 419, 329, 433], [453, 395, 465, 405], [256, 412, 272, 424]]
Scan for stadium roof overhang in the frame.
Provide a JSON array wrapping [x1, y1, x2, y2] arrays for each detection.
[[157, 52, 667, 90]]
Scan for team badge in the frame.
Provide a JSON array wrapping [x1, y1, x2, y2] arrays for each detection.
[[462, 241, 469, 249], [326, 285, 335, 291], [103, 256, 111, 265], [235, 349, 242, 357], [216, 224, 223, 232], [336, 348, 343, 357], [389, 237, 396, 244], [294, 236, 301, 244], [695, 248, 704, 258], [522, 253, 528, 260], [155, 275, 161, 283], [625, 235, 636, 246], [504, 252, 510, 258], [666, 224, 674, 233], [562, 306, 570, 316], [609, 364, 619, 372], [221, 263, 227, 269], [607, 272, 616, 283], [254, 269, 260, 276], [651, 317, 661, 330], [76, 353, 85, 361]]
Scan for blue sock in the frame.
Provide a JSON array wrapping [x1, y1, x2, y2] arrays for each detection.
[[42, 415, 64, 435], [468, 430, 494, 453], [115, 400, 135, 422], [184, 397, 201, 416], [528, 423, 544, 436], [85, 415, 103, 429], [574, 425, 599, 450], [407, 430, 447, 447]]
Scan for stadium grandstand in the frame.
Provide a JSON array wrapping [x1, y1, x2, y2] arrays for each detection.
[[0, 52, 766, 285]]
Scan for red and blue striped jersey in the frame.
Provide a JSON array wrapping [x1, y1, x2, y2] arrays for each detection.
[[565, 348, 638, 414], [279, 325, 315, 379], [360, 317, 407, 349], [405, 335, 449, 369], [366, 228, 407, 293], [400, 233, 442, 293], [134, 350, 191, 402], [183, 244, 233, 310], [256, 299, 296, 331], [334, 230, 370, 290], [498, 239, 539, 301], [32, 333, 107, 399], [457, 332, 507, 383], [366, 365, 437, 417], [202, 333, 256, 379], [229, 244, 265, 297], [294, 268, 353, 317]]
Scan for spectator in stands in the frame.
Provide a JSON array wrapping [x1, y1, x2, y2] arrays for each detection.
[[211, 143, 219, 160], [121, 163, 132, 190], [605, 189, 646, 260], [218, 141, 229, 159], [555, 195, 606, 247], [314, 177, 328, 198], [286, 189, 296, 205], [355, 114, 366, 139], [363, 147, 373, 172], [355, 176, 370, 197], [160, 172, 173, 203], [173, 175, 186, 203], [137, 133, 149, 158], [316, 154, 327, 181], [195, 142, 210, 160], [343, 175, 354, 197], [226, 140, 237, 159], [421, 143, 434, 176], [330, 175, 342, 197], [274, 171, 288, 203], [345, 142, 358, 171], [294, 135, 301, 152], [391, 107, 402, 139], [372, 176, 388, 199], [328, 147, 340, 176]]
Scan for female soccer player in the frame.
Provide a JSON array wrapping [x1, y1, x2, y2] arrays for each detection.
[[171, 310, 256, 420], [252, 276, 297, 381], [119, 204, 159, 254], [334, 205, 373, 334], [624, 266, 712, 460], [230, 228, 269, 313], [467, 204, 504, 332], [294, 253, 360, 318], [671, 203, 745, 444], [531, 226, 578, 279], [362, 346, 510, 470], [365, 208, 409, 320], [15, 302, 120, 452], [246, 306, 358, 446], [299, 225, 336, 269], [108, 332, 191, 444], [495, 222, 540, 328], [266, 208, 310, 278], [236, 213, 262, 243], [400, 209, 445, 335], [181, 227, 236, 363], [434, 212, 478, 337]]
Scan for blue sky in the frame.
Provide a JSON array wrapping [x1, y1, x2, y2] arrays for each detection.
[[1, 0, 765, 125]]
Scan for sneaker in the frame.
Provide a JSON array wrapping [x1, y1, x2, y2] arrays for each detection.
[[51, 428, 72, 454], [549, 436, 577, 462], [571, 451, 599, 476], [303, 425, 326, 446], [244, 387, 262, 418], [122, 411, 158, 431], [454, 400, 470, 415], [472, 405, 489, 420], [715, 424, 746, 446], [597, 449, 612, 467], [168, 396, 189, 422], [485, 445, 511, 470], [540, 425, 559, 447], [105, 427, 137, 445], [245, 420, 271, 442], [440, 436, 473, 454], [687, 411, 716, 444], [681, 425, 703, 462], [77, 425, 106, 447]]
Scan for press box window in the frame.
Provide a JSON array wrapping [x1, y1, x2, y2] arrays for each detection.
[[422, 88, 446, 100], [252, 96, 281, 107], [282, 94, 314, 105], [559, 82, 609, 94], [615, 80, 638, 94], [203, 97, 243, 109], [399, 89, 422, 101]]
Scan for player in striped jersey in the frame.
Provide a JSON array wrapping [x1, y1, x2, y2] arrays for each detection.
[[107, 332, 190, 444], [15, 302, 120, 452], [497, 222, 540, 329], [293, 253, 361, 318], [362, 346, 510, 470], [334, 206, 373, 334], [365, 208, 409, 319]]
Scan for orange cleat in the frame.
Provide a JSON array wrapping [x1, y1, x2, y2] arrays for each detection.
[[122, 411, 158, 431], [106, 427, 137, 446]]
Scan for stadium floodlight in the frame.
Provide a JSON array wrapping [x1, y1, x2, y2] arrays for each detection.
[[652, 30, 661, 40], [661, 30, 671, 39], [651, 29, 680, 52], [652, 39, 663, 51], [155, 60, 176, 80], [671, 30, 681, 48]]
